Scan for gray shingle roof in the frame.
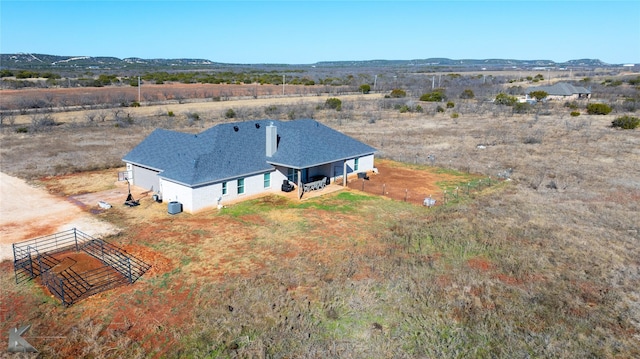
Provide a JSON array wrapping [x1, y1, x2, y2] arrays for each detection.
[[526, 82, 591, 96], [123, 119, 376, 187]]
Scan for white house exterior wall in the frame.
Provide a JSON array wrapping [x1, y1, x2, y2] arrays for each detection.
[[160, 179, 194, 211], [271, 166, 291, 187], [358, 154, 375, 173], [547, 94, 579, 101], [222, 173, 268, 202], [329, 154, 375, 182], [132, 165, 160, 192], [160, 170, 279, 213], [192, 183, 223, 212]]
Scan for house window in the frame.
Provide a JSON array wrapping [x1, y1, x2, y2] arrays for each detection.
[[264, 173, 271, 188], [222, 182, 227, 195], [354, 158, 359, 171], [238, 178, 245, 194], [287, 168, 298, 183]]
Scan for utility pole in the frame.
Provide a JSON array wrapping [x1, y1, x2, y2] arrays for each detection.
[[373, 75, 377, 92], [138, 76, 141, 103]]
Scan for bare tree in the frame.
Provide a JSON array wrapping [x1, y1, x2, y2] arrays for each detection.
[[96, 110, 109, 122], [30, 113, 56, 131], [0, 112, 16, 126], [84, 111, 97, 123]]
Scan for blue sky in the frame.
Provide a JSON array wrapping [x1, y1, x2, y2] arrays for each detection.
[[1, 1, 638, 64]]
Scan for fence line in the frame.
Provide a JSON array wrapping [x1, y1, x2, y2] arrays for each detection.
[[12, 228, 150, 306]]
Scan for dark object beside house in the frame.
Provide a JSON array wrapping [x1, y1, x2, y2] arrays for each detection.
[[124, 189, 139, 207], [124, 198, 140, 207], [281, 180, 295, 192], [357, 172, 370, 180]]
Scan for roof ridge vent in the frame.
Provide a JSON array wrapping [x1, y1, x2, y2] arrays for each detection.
[[233, 125, 239, 132]]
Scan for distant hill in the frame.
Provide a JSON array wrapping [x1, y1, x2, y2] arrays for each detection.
[[0, 53, 224, 70], [313, 58, 612, 69], [0, 53, 622, 72]]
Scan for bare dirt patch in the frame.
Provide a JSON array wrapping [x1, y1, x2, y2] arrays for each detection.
[[348, 158, 480, 205], [0, 172, 119, 261]]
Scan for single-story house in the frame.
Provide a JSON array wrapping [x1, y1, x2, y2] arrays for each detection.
[[122, 119, 376, 212], [525, 82, 591, 101]]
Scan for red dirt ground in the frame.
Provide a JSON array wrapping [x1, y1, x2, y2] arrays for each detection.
[[347, 159, 470, 206], [50, 251, 110, 273], [2, 159, 471, 357]]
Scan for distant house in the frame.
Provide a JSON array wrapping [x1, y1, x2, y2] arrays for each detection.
[[525, 82, 591, 101], [122, 119, 376, 212]]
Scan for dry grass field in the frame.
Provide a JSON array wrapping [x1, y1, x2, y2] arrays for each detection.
[[0, 83, 639, 358]]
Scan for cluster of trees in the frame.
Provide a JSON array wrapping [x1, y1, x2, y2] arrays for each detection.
[[141, 70, 330, 86], [0, 69, 61, 79]]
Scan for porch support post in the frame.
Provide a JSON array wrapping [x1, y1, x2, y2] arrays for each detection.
[[297, 169, 302, 199], [343, 160, 348, 187]]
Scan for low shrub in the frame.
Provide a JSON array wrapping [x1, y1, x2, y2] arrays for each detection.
[[513, 102, 531, 114], [494, 93, 517, 106], [564, 101, 579, 110], [460, 89, 475, 99], [436, 106, 445, 113], [523, 136, 542, 144], [586, 103, 612, 115], [420, 90, 445, 102], [446, 101, 455, 109], [224, 109, 236, 119], [325, 98, 342, 111], [570, 111, 581, 117], [622, 98, 638, 112], [264, 105, 278, 116], [611, 115, 639, 129], [389, 89, 407, 98], [398, 104, 423, 113]]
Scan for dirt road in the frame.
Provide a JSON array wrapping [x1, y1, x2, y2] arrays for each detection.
[[0, 172, 118, 261], [8, 91, 385, 124]]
